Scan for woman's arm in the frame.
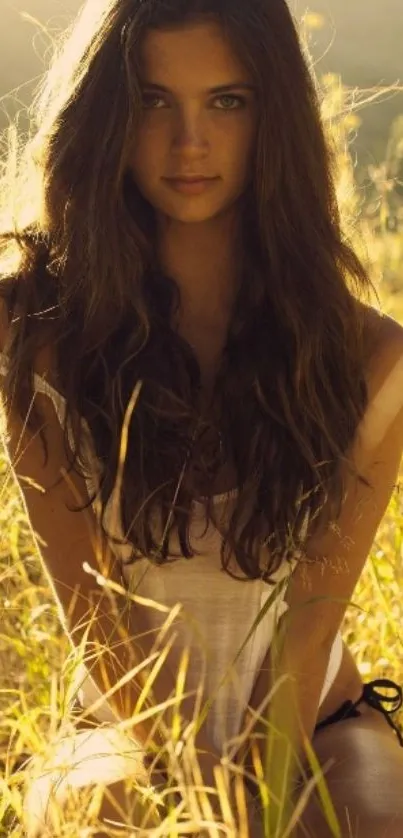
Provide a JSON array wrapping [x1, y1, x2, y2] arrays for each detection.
[[236, 316, 403, 833], [238, 632, 337, 832], [0, 303, 223, 781]]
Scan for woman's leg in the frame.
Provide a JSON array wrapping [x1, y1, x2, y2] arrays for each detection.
[[294, 700, 403, 838]]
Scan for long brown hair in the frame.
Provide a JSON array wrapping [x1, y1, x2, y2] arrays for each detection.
[[0, 0, 378, 581]]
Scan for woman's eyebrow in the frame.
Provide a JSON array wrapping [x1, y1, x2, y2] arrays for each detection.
[[141, 82, 256, 94]]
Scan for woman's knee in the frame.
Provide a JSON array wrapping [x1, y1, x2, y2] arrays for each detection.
[[21, 725, 154, 837]]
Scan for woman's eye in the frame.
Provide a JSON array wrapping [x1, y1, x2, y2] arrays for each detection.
[[142, 94, 166, 109], [141, 93, 246, 110], [214, 94, 245, 110]]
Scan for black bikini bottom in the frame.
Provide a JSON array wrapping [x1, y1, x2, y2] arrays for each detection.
[[314, 678, 403, 746]]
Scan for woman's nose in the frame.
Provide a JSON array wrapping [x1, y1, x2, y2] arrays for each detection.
[[171, 106, 209, 155]]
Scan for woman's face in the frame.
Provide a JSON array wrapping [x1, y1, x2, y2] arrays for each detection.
[[128, 20, 258, 225]]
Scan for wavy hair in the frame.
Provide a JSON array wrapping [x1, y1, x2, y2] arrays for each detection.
[[0, 0, 378, 582]]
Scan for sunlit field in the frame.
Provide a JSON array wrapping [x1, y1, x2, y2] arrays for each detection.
[[1, 13, 403, 838]]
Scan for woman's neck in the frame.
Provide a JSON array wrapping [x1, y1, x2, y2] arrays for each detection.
[[157, 210, 241, 330]]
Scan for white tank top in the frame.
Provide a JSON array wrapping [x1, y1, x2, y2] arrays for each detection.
[[0, 350, 344, 754]]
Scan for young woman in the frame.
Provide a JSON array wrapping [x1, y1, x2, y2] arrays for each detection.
[[1, 0, 403, 835]]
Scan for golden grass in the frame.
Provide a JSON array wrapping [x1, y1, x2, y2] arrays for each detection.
[[0, 301, 402, 838]]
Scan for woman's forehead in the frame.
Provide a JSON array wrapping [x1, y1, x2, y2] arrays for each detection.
[[139, 20, 250, 87]]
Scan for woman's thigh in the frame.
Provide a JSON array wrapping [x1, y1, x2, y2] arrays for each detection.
[[294, 703, 403, 838], [22, 724, 162, 838]]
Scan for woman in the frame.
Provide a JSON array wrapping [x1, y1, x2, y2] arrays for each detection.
[[0, 0, 403, 835]]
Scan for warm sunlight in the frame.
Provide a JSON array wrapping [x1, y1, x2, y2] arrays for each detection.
[[1, 3, 403, 838]]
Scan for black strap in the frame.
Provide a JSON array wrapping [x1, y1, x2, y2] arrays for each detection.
[[315, 678, 403, 747], [315, 698, 361, 731], [357, 678, 403, 747]]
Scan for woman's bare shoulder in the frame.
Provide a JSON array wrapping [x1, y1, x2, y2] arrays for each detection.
[[357, 302, 403, 450], [360, 301, 403, 395], [0, 290, 59, 390]]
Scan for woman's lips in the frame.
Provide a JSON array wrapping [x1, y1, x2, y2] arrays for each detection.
[[163, 177, 219, 195]]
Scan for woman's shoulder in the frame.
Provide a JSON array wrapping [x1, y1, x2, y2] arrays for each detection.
[[0, 284, 60, 391], [358, 301, 403, 449], [360, 301, 403, 393], [362, 299, 403, 342], [0, 288, 68, 440]]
